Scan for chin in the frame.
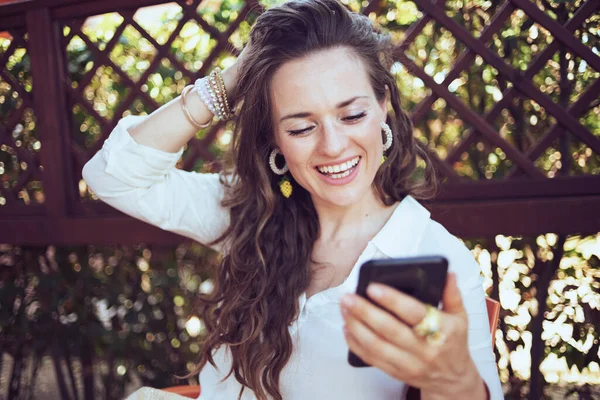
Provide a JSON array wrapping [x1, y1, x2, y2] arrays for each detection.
[[301, 168, 377, 207], [314, 187, 367, 208]]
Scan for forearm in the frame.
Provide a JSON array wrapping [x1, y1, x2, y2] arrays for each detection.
[[128, 64, 240, 153]]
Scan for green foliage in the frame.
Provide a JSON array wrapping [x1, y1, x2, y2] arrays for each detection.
[[476, 234, 600, 393], [0, 243, 219, 398], [0, 38, 41, 207], [0, 0, 599, 398]]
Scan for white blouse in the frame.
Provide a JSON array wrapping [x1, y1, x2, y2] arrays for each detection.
[[83, 115, 504, 400]]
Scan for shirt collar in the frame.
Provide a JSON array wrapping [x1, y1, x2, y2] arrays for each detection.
[[370, 195, 431, 258]]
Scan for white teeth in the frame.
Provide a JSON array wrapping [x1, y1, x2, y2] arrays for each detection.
[[330, 169, 352, 179], [317, 157, 360, 174]]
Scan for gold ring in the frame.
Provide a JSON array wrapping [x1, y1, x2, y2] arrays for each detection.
[[413, 305, 446, 345]]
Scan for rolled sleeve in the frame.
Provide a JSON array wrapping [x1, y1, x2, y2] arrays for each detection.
[[101, 115, 184, 188], [82, 115, 229, 249]]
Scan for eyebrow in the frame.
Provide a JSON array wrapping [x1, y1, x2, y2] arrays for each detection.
[[279, 96, 369, 122]]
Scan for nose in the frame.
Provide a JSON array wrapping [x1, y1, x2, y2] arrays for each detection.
[[319, 122, 348, 158]]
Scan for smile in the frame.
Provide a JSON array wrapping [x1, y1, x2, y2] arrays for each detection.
[[316, 156, 361, 180]]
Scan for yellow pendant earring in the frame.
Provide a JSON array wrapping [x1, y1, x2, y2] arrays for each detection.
[[269, 148, 292, 198], [279, 176, 293, 198]]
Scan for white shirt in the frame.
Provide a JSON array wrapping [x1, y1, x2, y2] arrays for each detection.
[[83, 115, 503, 400]]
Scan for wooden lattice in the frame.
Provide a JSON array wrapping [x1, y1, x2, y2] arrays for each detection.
[[1, 1, 599, 397], [0, 0, 599, 244], [398, 0, 600, 180], [0, 28, 43, 215], [61, 0, 259, 179]]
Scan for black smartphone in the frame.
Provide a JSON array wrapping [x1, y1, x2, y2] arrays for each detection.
[[347, 255, 449, 367]]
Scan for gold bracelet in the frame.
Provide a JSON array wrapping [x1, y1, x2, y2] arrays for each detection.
[[208, 73, 227, 120], [209, 68, 232, 120], [212, 67, 232, 117], [181, 85, 211, 129], [207, 77, 225, 120]]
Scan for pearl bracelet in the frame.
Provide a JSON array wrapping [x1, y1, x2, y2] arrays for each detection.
[[194, 77, 219, 117], [187, 68, 233, 125]]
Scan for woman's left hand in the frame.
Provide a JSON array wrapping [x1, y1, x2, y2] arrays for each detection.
[[340, 273, 488, 400]]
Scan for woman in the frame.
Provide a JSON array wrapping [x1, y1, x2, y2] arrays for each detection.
[[82, 0, 503, 399]]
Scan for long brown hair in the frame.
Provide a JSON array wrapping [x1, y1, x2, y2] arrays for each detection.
[[193, 1, 437, 398]]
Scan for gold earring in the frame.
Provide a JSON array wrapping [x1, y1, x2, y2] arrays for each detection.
[[381, 155, 386, 164], [279, 176, 293, 198]]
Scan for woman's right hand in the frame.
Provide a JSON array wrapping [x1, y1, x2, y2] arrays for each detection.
[[222, 40, 252, 101]]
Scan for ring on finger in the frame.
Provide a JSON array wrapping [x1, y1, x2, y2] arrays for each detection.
[[412, 304, 446, 345]]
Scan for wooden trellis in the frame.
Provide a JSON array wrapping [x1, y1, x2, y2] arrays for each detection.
[[0, 0, 599, 246], [0, 0, 599, 398]]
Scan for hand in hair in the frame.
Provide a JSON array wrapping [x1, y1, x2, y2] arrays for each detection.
[[340, 273, 489, 400], [221, 38, 253, 102]]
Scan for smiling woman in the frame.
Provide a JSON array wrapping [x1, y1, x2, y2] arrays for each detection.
[[271, 48, 390, 207], [81, 0, 503, 399]]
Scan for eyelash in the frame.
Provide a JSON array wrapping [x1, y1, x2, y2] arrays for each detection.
[[288, 112, 367, 136]]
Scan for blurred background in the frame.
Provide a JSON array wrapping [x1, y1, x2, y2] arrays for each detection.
[[0, 0, 598, 398]]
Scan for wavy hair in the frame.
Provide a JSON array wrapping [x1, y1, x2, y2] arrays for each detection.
[[191, 0, 438, 398]]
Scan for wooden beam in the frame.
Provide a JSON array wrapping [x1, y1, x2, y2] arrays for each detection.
[[428, 196, 600, 237], [2, 217, 183, 245], [52, 0, 172, 19], [0, 0, 163, 17], [437, 176, 600, 201], [2, 195, 599, 245]]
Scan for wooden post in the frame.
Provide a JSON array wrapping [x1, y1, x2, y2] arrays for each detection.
[[26, 7, 74, 219]]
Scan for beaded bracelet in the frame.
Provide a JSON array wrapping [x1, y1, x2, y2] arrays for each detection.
[[197, 76, 226, 121], [194, 77, 219, 117], [208, 78, 226, 120], [211, 67, 232, 118], [189, 68, 233, 123], [207, 68, 233, 120]]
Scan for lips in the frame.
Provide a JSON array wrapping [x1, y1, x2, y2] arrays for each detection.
[[316, 156, 361, 178], [314, 156, 362, 184]]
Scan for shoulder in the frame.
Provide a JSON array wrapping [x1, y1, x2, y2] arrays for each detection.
[[420, 218, 468, 257], [418, 215, 483, 292], [125, 387, 189, 400]]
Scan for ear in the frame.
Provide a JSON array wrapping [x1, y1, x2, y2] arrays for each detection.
[[378, 85, 390, 119]]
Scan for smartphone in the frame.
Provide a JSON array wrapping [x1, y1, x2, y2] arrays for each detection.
[[347, 255, 449, 367]]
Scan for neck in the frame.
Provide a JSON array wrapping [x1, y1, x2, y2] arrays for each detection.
[[312, 187, 393, 243]]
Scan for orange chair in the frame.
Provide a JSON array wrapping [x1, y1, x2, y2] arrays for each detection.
[[486, 297, 500, 348], [162, 385, 201, 398], [163, 298, 502, 399]]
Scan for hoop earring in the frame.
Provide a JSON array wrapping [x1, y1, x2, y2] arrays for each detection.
[[269, 148, 289, 175], [380, 121, 393, 164], [269, 148, 292, 198], [381, 121, 393, 151]]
